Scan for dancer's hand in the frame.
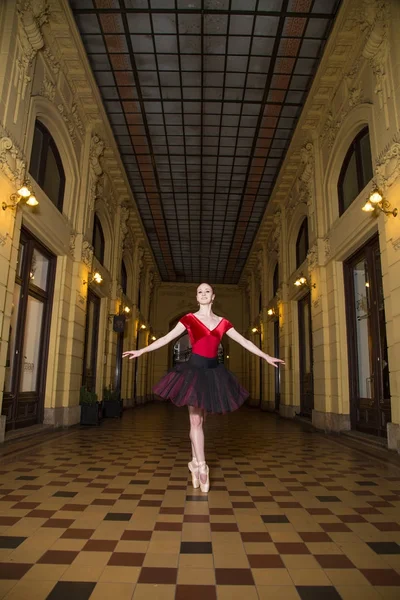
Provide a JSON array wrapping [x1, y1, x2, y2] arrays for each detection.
[[122, 349, 143, 360], [265, 355, 285, 368]]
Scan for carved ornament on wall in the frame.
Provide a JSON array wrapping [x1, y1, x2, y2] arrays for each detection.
[[81, 239, 94, 269], [0, 126, 26, 187], [375, 136, 400, 190]]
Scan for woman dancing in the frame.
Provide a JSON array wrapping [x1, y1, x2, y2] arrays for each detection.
[[123, 283, 284, 493]]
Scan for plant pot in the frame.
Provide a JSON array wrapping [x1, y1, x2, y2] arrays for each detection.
[[80, 403, 102, 425], [103, 399, 123, 418]]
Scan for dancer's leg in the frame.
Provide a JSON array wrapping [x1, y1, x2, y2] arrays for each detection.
[[188, 406, 205, 464]]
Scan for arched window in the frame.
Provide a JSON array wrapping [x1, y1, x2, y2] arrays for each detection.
[[338, 127, 373, 215], [29, 120, 65, 211], [121, 260, 127, 295], [92, 214, 105, 264], [273, 263, 279, 297], [296, 218, 308, 269]]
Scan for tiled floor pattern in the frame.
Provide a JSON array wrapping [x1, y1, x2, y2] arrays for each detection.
[[0, 403, 400, 599]]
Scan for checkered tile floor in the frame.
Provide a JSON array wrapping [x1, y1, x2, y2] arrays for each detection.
[[0, 403, 400, 599]]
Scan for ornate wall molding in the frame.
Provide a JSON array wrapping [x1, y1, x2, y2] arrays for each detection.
[[81, 239, 94, 269], [375, 134, 400, 190], [286, 142, 314, 225], [267, 208, 281, 256], [40, 73, 55, 101], [307, 242, 318, 272], [0, 125, 26, 187], [392, 237, 400, 252], [88, 134, 105, 211]]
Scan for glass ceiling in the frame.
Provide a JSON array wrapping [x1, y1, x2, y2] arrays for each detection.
[[70, 0, 341, 283]]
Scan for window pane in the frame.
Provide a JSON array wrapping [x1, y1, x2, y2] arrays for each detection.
[[359, 132, 373, 188], [273, 263, 279, 296], [341, 152, 358, 212], [29, 126, 43, 183], [29, 249, 50, 292], [353, 258, 372, 399], [296, 220, 308, 268], [43, 145, 62, 208], [4, 284, 22, 393], [20, 296, 45, 393], [93, 216, 105, 264]]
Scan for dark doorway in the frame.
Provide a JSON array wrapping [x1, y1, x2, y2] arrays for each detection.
[[274, 319, 280, 411], [82, 290, 101, 392], [298, 292, 314, 417], [2, 229, 56, 431], [344, 236, 391, 437]]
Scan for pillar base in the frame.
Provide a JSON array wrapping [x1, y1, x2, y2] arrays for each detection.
[[44, 406, 80, 427], [387, 422, 400, 452], [0, 415, 6, 443], [312, 410, 351, 432], [279, 403, 300, 419]]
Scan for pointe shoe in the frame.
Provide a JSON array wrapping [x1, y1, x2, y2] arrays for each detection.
[[188, 458, 200, 489], [198, 461, 210, 493]]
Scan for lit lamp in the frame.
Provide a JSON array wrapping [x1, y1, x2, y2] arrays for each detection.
[[362, 187, 398, 217], [251, 327, 259, 333], [140, 324, 147, 330], [123, 305, 131, 314], [294, 274, 316, 289], [267, 308, 275, 316], [2, 184, 39, 211], [83, 271, 103, 285], [151, 335, 157, 341]]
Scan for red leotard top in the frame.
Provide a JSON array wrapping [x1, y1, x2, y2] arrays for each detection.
[[179, 313, 233, 359]]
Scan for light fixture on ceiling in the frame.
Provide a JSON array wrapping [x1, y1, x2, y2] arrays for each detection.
[[362, 187, 398, 217], [2, 183, 39, 211]]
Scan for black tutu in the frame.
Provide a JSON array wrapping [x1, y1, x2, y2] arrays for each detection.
[[153, 353, 249, 414]]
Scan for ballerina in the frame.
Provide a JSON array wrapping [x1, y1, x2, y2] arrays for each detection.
[[123, 282, 284, 493]]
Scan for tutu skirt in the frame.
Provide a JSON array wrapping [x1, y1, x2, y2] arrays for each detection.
[[153, 353, 249, 414]]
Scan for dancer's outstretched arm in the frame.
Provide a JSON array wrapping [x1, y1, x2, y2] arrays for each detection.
[[123, 321, 186, 360], [226, 328, 284, 368]]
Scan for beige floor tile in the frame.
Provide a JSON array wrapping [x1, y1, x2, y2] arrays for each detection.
[[216, 585, 259, 599], [335, 586, 382, 600], [213, 553, 249, 568], [243, 542, 278, 554], [60, 564, 105, 582], [3, 580, 55, 600], [325, 568, 371, 586], [50, 538, 86, 551], [177, 567, 215, 585], [178, 554, 214, 569], [270, 531, 303, 543], [257, 585, 301, 599], [252, 568, 293, 586], [0, 582, 17, 600], [143, 553, 179, 568], [71, 550, 112, 568], [375, 587, 400, 599], [115, 540, 149, 553], [147, 540, 181, 554], [99, 566, 141, 584], [21, 564, 68, 581], [132, 584, 175, 600], [91, 523, 127, 540], [282, 555, 320, 569], [89, 582, 135, 600], [288, 568, 332, 586]]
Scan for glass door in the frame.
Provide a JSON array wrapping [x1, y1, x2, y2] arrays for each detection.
[[298, 292, 314, 417], [2, 230, 55, 431], [82, 290, 101, 392], [274, 319, 280, 411], [344, 236, 391, 436]]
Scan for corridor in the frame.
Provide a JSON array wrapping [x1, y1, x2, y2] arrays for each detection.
[[0, 404, 399, 600]]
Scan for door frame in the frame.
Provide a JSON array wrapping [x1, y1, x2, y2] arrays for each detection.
[[298, 291, 314, 417], [2, 227, 56, 431], [344, 234, 391, 436]]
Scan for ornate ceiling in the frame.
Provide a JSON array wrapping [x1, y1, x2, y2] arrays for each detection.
[[69, 0, 341, 283]]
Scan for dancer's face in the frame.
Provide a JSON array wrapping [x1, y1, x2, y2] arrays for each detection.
[[196, 283, 215, 306]]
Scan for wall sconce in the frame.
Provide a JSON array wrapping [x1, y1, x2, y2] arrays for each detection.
[[83, 271, 103, 285], [226, 355, 229, 359], [140, 323, 147, 330], [362, 187, 398, 217], [267, 308, 275, 316], [294, 274, 316, 289], [151, 335, 157, 341], [2, 184, 39, 211], [251, 327, 259, 333], [123, 305, 131, 314]]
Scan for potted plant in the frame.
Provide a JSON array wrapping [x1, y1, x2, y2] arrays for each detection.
[[80, 386, 102, 425], [102, 385, 123, 418]]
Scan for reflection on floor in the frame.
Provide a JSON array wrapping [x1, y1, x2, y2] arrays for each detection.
[[0, 402, 400, 600]]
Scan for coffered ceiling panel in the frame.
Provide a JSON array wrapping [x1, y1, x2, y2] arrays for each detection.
[[70, 0, 341, 283]]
